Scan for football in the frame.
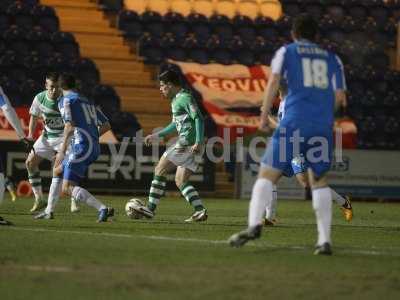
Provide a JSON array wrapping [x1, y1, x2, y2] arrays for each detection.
[[125, 198, 145, 219]]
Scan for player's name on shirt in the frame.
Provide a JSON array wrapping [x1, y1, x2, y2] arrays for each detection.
[[296, 46, 328, 57]]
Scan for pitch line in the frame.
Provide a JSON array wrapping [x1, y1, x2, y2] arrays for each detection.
[[5, 226, 399, 257]]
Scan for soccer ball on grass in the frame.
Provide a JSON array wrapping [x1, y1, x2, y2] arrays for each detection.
[[125, 198, 145, 219]]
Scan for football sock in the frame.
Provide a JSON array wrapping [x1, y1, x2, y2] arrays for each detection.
[[305, 186, 312, 200], [5, 177, 16, 201], [179, 182, 204, 211], [265, 184, 277, 220], [28, 171, 43, 201], [45, 177, 62, 214], [148, 175, 166, 211], [72, 186, 106, 211], [249, 178, 272, 227], [331, 188, 346, 206], [0, 173, 5, 205], [312, 187, 332, 246]]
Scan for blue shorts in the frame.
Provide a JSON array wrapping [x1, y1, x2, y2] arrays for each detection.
[[62, 143, 100, 183], [261, 123, 333, 178]]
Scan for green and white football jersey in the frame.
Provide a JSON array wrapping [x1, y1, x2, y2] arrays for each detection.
[[171, 90, 203, 147], [29, 91, 64, 140]]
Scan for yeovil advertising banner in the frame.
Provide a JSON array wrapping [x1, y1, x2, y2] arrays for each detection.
[[241, 148, 400, 199], [172, 61, 270, 139]]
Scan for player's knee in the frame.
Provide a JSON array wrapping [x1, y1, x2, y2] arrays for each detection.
[[61, 183, 71, 196], [154, 164, 166, 176], [175, 175, 184, 188], [25, 156, 35, 171]]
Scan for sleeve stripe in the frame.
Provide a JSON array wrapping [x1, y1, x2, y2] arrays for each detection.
[[64, 98, 72, 122], [271, 46, 286, 75]]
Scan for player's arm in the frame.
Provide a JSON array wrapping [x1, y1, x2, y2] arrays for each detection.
[[144, 122, 176, 145], [54, 98, 74, 168], [333, 54, 347, 110], [0, 87, 25, 139], [260, 47, 285, 131], [95, 106, 111, 136], [267, 114, 278, 129], [185, 99, 204, 153], [28, 96, 41, 140], [99, 122, 111, 136]]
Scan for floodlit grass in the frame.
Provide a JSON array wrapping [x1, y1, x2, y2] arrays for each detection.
[[0, 195, 399, 300]]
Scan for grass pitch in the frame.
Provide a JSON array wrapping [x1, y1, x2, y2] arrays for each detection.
[[0, 195, 399, 300]]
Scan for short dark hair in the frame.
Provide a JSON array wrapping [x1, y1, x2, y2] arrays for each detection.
[[58, 73, 76, 90], [292, 14, 318, 41], [158, 69, 182, 86], [45, 72, 59, 82]]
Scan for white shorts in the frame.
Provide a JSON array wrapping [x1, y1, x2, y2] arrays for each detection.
[[162, 145, 203, 173], [33, 135, 63, 161]]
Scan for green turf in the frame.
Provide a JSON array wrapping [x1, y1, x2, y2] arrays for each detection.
[[0, 195, 399, 300]]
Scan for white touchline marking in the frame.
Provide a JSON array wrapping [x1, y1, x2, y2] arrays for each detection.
[[5, 226, 399, 257]]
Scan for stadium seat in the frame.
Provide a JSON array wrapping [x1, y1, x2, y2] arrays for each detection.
[[32, 5, 59, 32], [215, 0, 237, 19], [147, 0, 170, 16], [109, 111, 141, 141], [26, 27, 54, 58], [0, 76, 23, 106], [24, 53, 46, 79], [118, 11, 143, 39], [7, 2, 34, 30], [97, 0, 123, 12], [282, 1, 301, 17], [188, 49, 209, 64], [165, 47, 187, 61], [237, 0, 259, 20], [348, 5, 368, 21], [145, 21, 165, 37], [20, 78, 41, 106], [212, 49, 232, 65], [73, 58, 100, 87], [326, 3, 346, 22], [232, 15, 254, 29], [192, 0, 215, 18], [141, 10, 163, 23], [170, 0, 192, 17], [237, 49, 256, 66], [304, 1, 324, 19], [370, 4, 390, 26], [259, 0, 282, 20], [124, 0, 147, 15]]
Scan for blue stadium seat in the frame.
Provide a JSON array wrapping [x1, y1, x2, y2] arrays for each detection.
[[212, 49, 232, 65], [20, 78, 42, 106], [304, 1, 324, 19], [163, 11, 185, 23], [169, 22, 189, 40], [118, 10, 143, 39], [141, 10, 163, 23], [213, 23, 234, 42], [27, 27, 53, 58], [232, 15, 254, 30], [188, 49, 209, 64], [0, 76, 23, 106], [348, 5, 368, 21], [73, 58, 100, 86], [282, 1, 301, 17], [7, 2, 34, 30], [97, 0, 123, 12], [33, 6, 59, 32], [92, 84, 121, 115], [237, 50, 256, 66], [326, 3, 346, 23], [192, 23, 211, 43], [165, 47, 187, 61]]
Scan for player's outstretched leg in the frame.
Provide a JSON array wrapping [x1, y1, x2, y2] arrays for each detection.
[[229, 177, 274, 247], [147, 175, 167, 217], [26, 152, 46, 212], [311, 183, 333, 255], [34, 176, 62, 220], [264, 184, 277, 226], [330, 189, 353, 222], [5, 177, 17, 202], [71, 186, 113, 222], [179, 182, 207, 222], [0, 172, 12, 225], [70, 196, 80, 213]]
